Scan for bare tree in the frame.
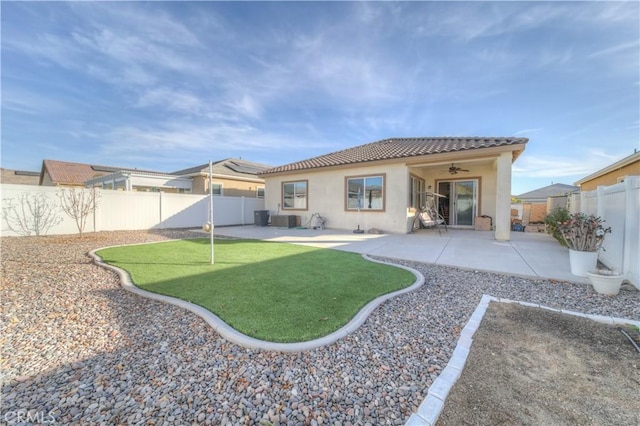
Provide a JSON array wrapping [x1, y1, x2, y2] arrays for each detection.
[[2, 193, 63, 236], [58, 187, 100, 237]]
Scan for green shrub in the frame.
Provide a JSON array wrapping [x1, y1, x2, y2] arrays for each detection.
[[545, 206, 571, 246]]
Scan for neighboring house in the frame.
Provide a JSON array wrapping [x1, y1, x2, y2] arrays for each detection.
[[512, 183, 579, 227], [39, 159, 162, 188], [516, 183, 579, 203], [173, 158, 270, 198], [574, 150, 640, 191], [85, 170, 192, 193], [40, 158, 269, 196], [40, 159, 187, 192], [260, 137, 528, 240], [0, 168, 40, 185]]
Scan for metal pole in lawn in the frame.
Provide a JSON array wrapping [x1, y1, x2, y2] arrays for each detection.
[[209, 160, 214, 264]]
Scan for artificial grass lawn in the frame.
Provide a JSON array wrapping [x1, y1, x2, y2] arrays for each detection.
[[97, 238, 415, 343]]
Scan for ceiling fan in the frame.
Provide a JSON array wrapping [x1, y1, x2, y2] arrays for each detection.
[[446, 163, 469, 175]]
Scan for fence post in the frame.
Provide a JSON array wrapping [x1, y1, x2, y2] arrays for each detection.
[[92, 188, 99, 232], [241, 196, 245, 225], [569, 193, 580, 213], [623, 177, 639, 286], [159, 191, 163, 226], [596, 185, 605, 218]]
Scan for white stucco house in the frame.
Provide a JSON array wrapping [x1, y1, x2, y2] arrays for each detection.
[[260, 137, 528, 240]]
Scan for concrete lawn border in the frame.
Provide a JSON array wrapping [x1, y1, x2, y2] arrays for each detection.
[[405, 295, 640, 426], [89, 243, 424, 353]]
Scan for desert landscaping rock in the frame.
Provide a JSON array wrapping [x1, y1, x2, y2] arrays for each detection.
[[1, 230, 639, 424]]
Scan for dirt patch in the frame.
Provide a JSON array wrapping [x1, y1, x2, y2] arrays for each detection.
[[437, 303, 640, 425]]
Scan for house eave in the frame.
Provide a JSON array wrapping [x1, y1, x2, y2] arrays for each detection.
[[574, 151, 640, 186]]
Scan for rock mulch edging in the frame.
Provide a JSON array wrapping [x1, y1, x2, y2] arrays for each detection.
[[2, 231, 639, 425]]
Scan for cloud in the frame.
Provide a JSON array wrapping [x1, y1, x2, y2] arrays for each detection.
[[584, 1, 639, 25], [513, 129, 543, 136], [136, 88, 208, 115], [2, 87, 70, 115], [536, 48, 574, 68], [281, 29, 403, 105], [5, 3, 205, 90], [589, 40, 640, 58], [3, 1, 637, 174], [405, 3, 569, 42], [513, 150, 623, 178], [225, 94, 263, 120], [586, 39, 639, 76], [68, 2, 203, 48], [71, 27, 202, 75], [100, 121, 332, 161]]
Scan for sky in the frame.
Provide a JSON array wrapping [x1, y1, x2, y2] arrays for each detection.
[[1, 1, 638, 195]]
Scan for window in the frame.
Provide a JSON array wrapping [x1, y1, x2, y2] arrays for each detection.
[[257, 186, 265, 198], [211, 183, 222, 195], [410, 175, 425, 209], [282, 180, 307, 210], [346, 175, 384, 211]]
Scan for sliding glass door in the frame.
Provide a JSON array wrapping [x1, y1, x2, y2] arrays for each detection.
[[437, 179, 478, 227], [453, 181, 476, 226]]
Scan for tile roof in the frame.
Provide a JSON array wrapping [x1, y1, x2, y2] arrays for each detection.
[[40, 159, 161, 186], [516, 183, 579, 201], [260, 137, 528, 175], [173, 158, 272, 179], [1, 168, 40, 185]]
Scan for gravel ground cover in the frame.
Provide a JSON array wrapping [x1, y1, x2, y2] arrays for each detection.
[[1, 230, 639, 425]]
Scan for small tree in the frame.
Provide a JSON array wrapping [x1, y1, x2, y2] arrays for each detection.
[[544, 206, 571, 246], [2, 192, 63, 236], [58, 187, 100, 237]]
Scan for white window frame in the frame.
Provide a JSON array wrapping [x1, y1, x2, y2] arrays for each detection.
[[410, 175, 425, 210], [257, 186, 265, 198]]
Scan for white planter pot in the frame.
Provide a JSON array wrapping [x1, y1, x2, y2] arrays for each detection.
[[587, 272, 624, 295], [568, 249, 598, 277]]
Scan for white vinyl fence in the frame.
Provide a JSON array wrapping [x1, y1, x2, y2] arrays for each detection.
[[0, 184, 264, 237], [570, 176, 639, 288]]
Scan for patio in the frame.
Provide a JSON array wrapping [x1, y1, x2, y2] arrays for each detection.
[[213, 225, 589, 285]]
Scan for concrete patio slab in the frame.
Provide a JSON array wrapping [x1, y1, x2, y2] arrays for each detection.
[[211, 225, 589, 284], [434, 237, 536, 276], [509, 232, 578, 282]]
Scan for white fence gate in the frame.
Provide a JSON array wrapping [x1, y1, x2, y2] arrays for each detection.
[[570, 177, 639, 288], [0, 184, 264, 237]]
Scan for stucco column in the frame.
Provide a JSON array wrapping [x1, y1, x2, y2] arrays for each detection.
[[495, 152, 512, 241]]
